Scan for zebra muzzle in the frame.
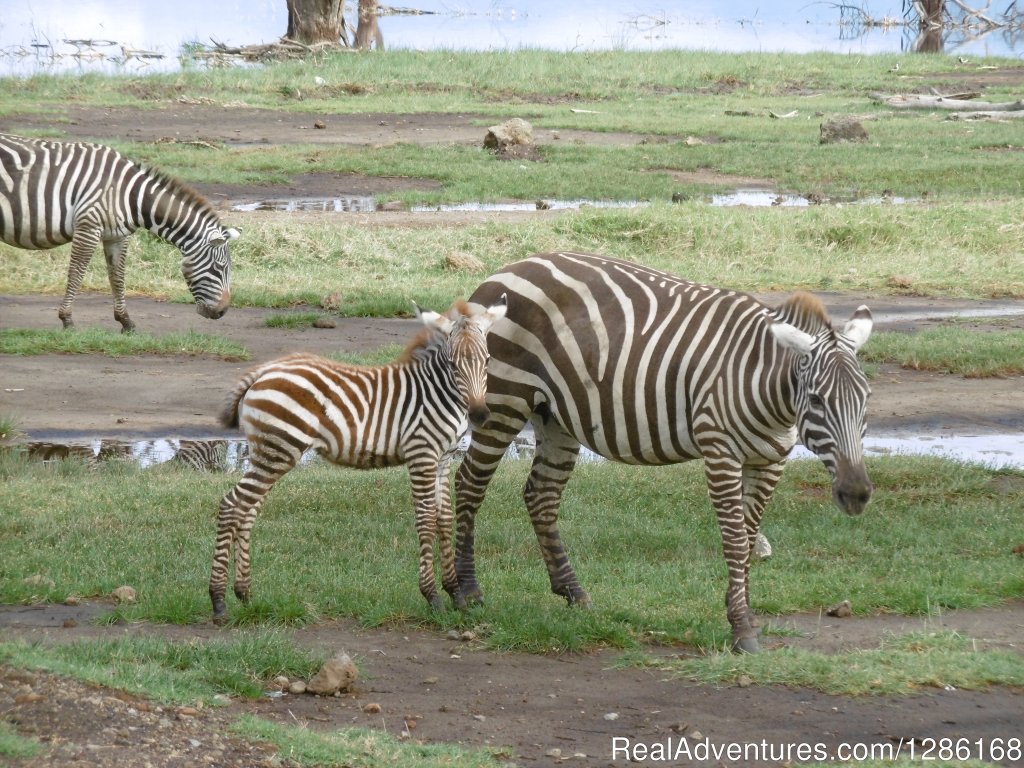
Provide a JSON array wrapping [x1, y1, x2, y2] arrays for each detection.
[[197, 292, 231, 319], [832, 472, 873, 516], [468, 404, 491, 427]]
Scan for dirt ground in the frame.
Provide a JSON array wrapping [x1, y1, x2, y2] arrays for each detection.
[[2, 103, 1024, 767]]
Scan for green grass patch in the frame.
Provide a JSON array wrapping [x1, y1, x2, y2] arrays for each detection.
[[5, 200, 1024, 316], [0, 630, 324, 704], [863, 328, 1024, 377], [0, 720, 40, 760], [264, 312, 331, 328], [1, 453, 1021, 654], [232, 715, 505, 767], [329, 343, 406, 367], [632, 631, 1024, 695], [0, 328, 249, 360]]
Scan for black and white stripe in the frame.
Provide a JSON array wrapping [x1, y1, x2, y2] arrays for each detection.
[[0, 133, 238, 331], [209, 297, 507, 623], [454, 252, 873, 652]]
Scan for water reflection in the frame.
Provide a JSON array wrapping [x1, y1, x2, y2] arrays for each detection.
[[1, 0, 1022, 78], [16, 431, 1024, 472]]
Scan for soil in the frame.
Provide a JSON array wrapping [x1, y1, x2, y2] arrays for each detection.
[[2, 102, 1024, 767]]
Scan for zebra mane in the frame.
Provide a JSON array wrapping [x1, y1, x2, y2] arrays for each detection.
[[397, 300, 471, 362], [772, 291, 833, 335], [142, 163, 220, 220]]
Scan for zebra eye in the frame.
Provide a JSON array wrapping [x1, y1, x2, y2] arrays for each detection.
[[808, 393, 824, 409]]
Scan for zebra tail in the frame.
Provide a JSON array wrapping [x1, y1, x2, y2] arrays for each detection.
[[219, 370, 262, 429]]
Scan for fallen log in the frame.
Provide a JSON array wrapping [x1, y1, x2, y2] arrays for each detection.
[[870, 93, 1024, 111]]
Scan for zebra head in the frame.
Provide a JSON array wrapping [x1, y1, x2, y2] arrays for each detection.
[[416, 294, 508, 427], [181, 226, 239, 319], [771, 303, 874, 516]]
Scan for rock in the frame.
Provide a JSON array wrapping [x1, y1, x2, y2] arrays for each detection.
[[737, 674, 753, 688], [63, 595, 81, 606], [826, 599, 853, 618], [603, 712, 619, 721], [545, 748, 562, 759], [535, 200, 551, 210], [313, 119, 326, 129], [752, 532, 772, 560], [320, 292, 341, 311], [111, 585, 136, 603], [422, 676, 439, 685], [484, 118, 533, 149], [820, 118, 868, 144], [446, 629, 461, 641], [444, 251, 485, 273], [459, 630, 477, 642], [687, 730, 703, 741], [307, 652, 358, 695], [273, 675, 290, 690], [288, 681, 307, 695], [312, 316, 336, 329], [363, 702, 382, 713], [473, 713, 486, 721]]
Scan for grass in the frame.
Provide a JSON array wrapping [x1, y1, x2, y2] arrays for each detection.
[[0, 721, 40, 760], [264, 312, 334, 328], [863, 327, 1024, 377], [0, 328, 249, 360], [5, 200, 1024, 316], [232, 715, 504, 768], [631, 631, 1024, 696], [1, 451, 1021, 654], [0, 630, 324, 704]]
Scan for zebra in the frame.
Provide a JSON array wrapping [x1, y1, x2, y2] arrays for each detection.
[[209, 296, 508, 623], [0, 133, 238, 332], [453, 252, 874, 653]]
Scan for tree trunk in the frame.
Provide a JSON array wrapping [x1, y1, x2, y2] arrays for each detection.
[[354, 0, 384, 50], [286, 0, 347, 46]]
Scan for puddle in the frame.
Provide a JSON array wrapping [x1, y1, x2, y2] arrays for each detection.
[[232, 196, 377, 213], [227, 190, 920, 215], [14, 432, 1024, 472]]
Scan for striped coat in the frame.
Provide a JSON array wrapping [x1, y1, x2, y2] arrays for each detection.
[[209, 297, 507, 622], [0, 133, 237, 331], [454, 252, 873, 652]]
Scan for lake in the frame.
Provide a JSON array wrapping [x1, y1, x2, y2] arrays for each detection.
[[1, 0, 1021, 77]]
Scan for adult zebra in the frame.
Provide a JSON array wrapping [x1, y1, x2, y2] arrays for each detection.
[[0, 133, 238, 331], [454, 252, 873, 653], [209, 296, 507, 623]]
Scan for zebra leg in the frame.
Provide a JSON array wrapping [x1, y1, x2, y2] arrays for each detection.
[[454, 418, 523, 608], [704, 454, 760, 653], [524, 416, 588, 606], [209, 445, 296, 623], [435, 451, 459, 603], [408, 455, 444, 611], [58, 228, 102, 329], [741, 461, 786, 628], [103, 236, 135, 333]]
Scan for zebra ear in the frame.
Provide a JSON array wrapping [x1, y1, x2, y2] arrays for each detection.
[[477, 293, 508, 333], [414, 302, 453, 334], [207, 228, 240, 247], [842, 306, 873, 352], [770, 321, 815, 356]]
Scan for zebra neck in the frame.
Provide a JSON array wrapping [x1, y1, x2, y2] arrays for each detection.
[[401, 345, 462, 403], [138, 173, 217, 251]]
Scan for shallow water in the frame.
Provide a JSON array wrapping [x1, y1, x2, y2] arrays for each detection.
[[2, 0, 1020, 78]]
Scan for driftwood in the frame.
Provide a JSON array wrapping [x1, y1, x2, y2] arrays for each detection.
[[192, 38, 351, 63], [870, 92, 1024, 111]]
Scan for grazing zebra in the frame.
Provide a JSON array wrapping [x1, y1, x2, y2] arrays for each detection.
[[209, 296, 508, 623], [0, 133, 238, 332], [454, 252, 873, 653]]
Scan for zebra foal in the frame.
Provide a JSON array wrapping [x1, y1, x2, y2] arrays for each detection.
[[209, 297, 507, 623], [0, 133, 238, 331], [454, 252, 874, 653]]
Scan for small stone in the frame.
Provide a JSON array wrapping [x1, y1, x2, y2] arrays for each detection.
[[188, 739, 202, 748], [737, 674, 753, 688], [545, 748, 562, 758], [752, 533, 772, 560], [819, 118, 868, 144], [363, 702, 382, 714], [312, 316, 336, 329], [446, 630, 461, 641], [603, 712, 619, 721], [273, 675, 290, 690], [15, 692, 44, 704], [484, 118, 533, 149], [63, 595, 81, 606], [177, 707, 199, 718], [62, 618, 77, 628], [573, 753, 587, 760], [826, 599, 852, 618], [313, 119, 326, 129], [669, 721, 689, 733], [473, 714, 486, 721], [111, 585, 137, 603], [422, 676, 439, 685], [459, 630, 477, 642], [687, 730, 703, 741], [288, 681, 307, 695]]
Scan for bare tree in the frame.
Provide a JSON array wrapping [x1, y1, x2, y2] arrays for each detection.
[[354, 0, 385, 50], [286, 0, 348, 46]]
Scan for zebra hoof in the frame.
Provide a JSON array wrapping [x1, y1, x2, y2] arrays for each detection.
[[212, 612, 229, 627], [428, 595, 445, 612], [732, 635, 761, 654], [455, 589, 484, 611]]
